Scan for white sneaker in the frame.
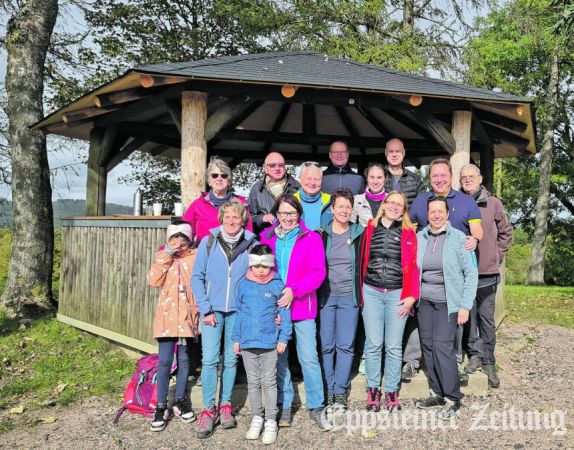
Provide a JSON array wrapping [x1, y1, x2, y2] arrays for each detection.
[[261, 419, 278, 445], [245, 415, 264, 440]]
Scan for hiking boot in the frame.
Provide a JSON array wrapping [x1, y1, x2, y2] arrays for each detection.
[[385, 391, 402, 413], [464, 355, 482, 374], [245, 415, 264, 440], [218, 404, 237, 429], [326, 393, 335, 407], [261, 419, 278, 445], [172, 398, 196, 423], [484, 364, 500, 388], [196, 406, 218, 439], [278, 408, 292, 427], [437, 398, 461, 420], [333, 393, 348, 412], [415, 391, 446, 409], [458, 364, 469, 384], [150, 405, 169, 432], [401, 362, 419, 381], [309, 408, 332, 431], [366, 387, 381, 412]]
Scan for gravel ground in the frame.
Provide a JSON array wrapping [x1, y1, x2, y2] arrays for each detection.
[[1, 321, 573, 449]]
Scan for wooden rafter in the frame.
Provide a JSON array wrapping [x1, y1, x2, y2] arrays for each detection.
[[303, 104, 318, 156], [335, 106, 365, 156], [356, 107, 392, 138], [263, 102, 292, 152], [409, 109, 456, 154], [208, 99, 264, 146]]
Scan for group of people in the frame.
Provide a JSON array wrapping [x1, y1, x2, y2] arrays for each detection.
[[145, 139, 513, 444]]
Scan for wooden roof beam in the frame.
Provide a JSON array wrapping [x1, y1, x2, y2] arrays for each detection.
[[335, 106, 365, 157], [105, 137, 148, 171], [409, 109, 456, 155], [482, 122, 530, 147], [474, 108, 528, 133], [208, 99, 264, 146], [356, 106, 393, 138], [303, 104, 318, 156], [263, 102, 292, 153], [217, 129, 445, 150]]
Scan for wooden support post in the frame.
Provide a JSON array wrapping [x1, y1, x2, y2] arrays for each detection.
[[450, 110, 472, 190], [479, 145, 495, 192], [181, 91, 207, 208], [86, 127, 116, 216]]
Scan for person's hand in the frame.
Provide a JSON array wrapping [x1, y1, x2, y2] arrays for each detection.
[[464, 235, 478, 251], [277, 287, 293, 309], [202, 313, 217, 327], [277, 342, 287, 354], [458, 308, 469, 325], [275, 313, 282, 325], [233, 343, 241, 355], [263, 213, 275, 224], [397, 296, 416, 318]]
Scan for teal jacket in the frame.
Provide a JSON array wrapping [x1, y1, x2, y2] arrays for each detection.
[[317, 221, 365, 306], [417, 222, 478, 315]]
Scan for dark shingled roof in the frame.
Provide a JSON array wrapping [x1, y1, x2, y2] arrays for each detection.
[[135, 51, 529, 103]]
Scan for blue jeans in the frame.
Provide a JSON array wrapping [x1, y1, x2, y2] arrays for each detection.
[[319, 295, 359, 395], [157, 338, 191, 407], [201, 311, 237, 409], [362, 284, 407, 392], [277, 319, 324, 410]]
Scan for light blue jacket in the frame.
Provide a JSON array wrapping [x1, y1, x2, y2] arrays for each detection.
[[232, 274, 292, 349], [417, 222, 478, 315], [191, 227, 257, 317]]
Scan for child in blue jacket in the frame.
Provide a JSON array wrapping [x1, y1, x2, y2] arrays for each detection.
[[233, 244, 292, 445]]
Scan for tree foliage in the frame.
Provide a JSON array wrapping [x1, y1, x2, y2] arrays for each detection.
[[465, 0, 574, 284]]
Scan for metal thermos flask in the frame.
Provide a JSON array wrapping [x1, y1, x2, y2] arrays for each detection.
[[133, 189, 143, 216]]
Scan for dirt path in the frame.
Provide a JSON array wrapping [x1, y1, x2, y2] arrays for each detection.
[[1, 321, 573, 449]]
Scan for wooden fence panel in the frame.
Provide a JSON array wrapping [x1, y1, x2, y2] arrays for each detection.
[[58, 217, 171, 353]]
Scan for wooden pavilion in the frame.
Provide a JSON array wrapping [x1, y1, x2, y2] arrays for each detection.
[[34, 52, 536, 353]]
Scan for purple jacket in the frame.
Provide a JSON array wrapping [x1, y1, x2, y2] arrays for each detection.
[[260, 223, 326, 321]]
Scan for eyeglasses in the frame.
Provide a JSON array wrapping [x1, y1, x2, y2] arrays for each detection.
[[266, 163, 285, 169], [210, 173, 229, 179], [460, 175, 478, 182], [384, 201, 405, 209], [277, 211, 299, 218]]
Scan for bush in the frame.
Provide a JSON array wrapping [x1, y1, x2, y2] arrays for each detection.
[[505, 228, 531, 285]]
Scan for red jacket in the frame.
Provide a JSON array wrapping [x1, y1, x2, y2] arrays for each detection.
[[182, 192, 253, 242], [359, 219, 420, 305]]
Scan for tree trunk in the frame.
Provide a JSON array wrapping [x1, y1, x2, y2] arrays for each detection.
[[403, 0, 415, 34], [526, 48, 560, 285], [1, 0, 58, 317]]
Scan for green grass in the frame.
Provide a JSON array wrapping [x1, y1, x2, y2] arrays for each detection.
[[0, 310, 133, 433], [505, 285, 574, 329]]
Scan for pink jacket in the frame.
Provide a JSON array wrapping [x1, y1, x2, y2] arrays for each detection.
[[260, 223, 326, 321], [182, 192, 252, 242]]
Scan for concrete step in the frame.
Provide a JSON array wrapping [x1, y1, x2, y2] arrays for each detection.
[[174, 370, 488, 408]]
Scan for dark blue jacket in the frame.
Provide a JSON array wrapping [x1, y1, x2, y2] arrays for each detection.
[[232, 274, 292, 349]]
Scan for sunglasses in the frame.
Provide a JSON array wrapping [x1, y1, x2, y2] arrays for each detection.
[[210, 173, 229, 180], [266, 163, 285, 169]]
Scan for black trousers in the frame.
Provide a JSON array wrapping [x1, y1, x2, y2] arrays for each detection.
[[418, 299, 462, 401], [467, 282, 498, 365]]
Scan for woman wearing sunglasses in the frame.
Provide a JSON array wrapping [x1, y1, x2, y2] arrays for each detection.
[[183, 156, 252, 242]]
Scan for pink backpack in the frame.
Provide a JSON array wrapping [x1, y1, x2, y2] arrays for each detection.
[[114, 352, 177, 425]]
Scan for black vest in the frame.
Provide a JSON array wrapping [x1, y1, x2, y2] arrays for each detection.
[[364, 221, 403, 290]]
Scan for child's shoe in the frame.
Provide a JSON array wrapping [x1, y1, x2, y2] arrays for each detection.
[[219, 403, 237, 429], [245, 415, 264, 440], [150, 405, 169, 432], [261, 419, 278, 445], [197, 406, 218, 439], [172, 398, 196, 423]]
